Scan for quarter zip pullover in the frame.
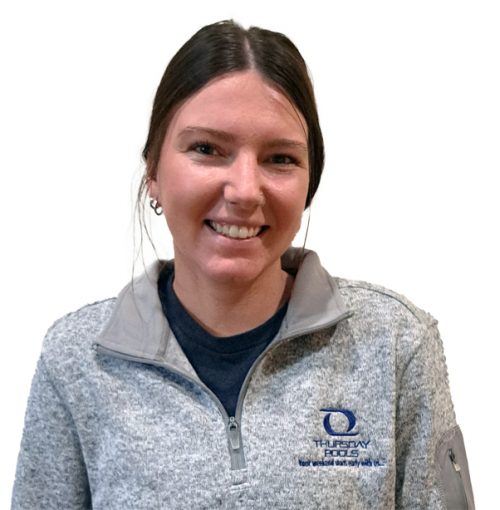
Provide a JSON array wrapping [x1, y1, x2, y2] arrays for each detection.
[[12, 249, 474, 509]]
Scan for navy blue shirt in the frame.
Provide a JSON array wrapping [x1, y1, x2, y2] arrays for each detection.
[[158, 267, 288, 417]]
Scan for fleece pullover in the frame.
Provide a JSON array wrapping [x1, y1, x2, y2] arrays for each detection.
[[12, 249, 474, 509]]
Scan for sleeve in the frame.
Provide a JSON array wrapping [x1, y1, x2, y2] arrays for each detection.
[[395, 321, 474, 509], [11, 357, 92, 510]]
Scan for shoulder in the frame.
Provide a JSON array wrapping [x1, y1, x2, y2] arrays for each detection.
[[40, 298, 117, 381], [337, 277, 436, 328], [335, 278, 441, 363], [335, 279, 447, 381]]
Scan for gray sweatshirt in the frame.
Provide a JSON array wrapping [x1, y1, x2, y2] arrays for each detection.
[[12, 249, 474, 509]]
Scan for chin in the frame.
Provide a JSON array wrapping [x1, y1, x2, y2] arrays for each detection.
[[202, 257, 270, 286]]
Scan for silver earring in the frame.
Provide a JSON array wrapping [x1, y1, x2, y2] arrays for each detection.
[[149, 199, 163, 216]]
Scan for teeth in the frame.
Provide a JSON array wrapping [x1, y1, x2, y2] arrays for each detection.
[[210, 221, 262, 239]]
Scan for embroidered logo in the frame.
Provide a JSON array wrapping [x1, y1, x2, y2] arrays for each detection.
[[320, 408, 359, 436], [298, 407, 384, 469]]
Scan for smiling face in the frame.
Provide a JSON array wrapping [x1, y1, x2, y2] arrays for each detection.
[[149, 70, 309, 289]]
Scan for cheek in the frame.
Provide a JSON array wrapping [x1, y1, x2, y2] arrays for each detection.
[[290, 178, 309, 229], [287, 175, 309, 211], [159, 170, 191, 209], [161, 177, 208, 230], [275, 186, 307, 230]]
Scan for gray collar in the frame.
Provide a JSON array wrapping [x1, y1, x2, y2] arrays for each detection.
[[97, 248, 350, 362]]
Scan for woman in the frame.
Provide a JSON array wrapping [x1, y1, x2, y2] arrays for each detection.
[[12, 20, 474, 509]]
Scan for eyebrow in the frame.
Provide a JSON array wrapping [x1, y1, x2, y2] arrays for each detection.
[[179, 126, 237, 143], [266, 138, 308, 154], [179, 126, 308, 153]]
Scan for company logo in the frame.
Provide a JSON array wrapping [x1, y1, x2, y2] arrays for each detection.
[[298, 407, 383, 468], [320, 408, 359, 436]]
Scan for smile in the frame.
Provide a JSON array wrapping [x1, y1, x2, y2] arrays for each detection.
[[207, 220, 265, 239]]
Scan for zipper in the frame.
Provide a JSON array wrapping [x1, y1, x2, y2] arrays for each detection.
[[94, 310, 351, 472], [449, 449, 461, 472], [218, 309, 352, 470], [448, 448, 469, 509], [226, 416, 245, 470], [227, 417, 240, 449], [94, 344, 244, 469]]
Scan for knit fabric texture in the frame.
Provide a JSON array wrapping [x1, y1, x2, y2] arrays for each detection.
[[12, 249, 473, 509]]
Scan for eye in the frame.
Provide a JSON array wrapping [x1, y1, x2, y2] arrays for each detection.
[[190, 141, 220, 156], [269, 154, 298, 165]]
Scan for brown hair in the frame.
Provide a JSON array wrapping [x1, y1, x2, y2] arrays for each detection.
[[138, 19, 324, 213]]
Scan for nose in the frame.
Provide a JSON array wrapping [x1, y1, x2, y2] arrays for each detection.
[[223, 153, 265, 209]]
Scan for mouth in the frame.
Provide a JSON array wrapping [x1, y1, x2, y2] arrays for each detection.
[[205, 220, 268, 240]]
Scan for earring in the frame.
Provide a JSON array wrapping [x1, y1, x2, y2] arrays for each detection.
[[149, 199, 163, 216]]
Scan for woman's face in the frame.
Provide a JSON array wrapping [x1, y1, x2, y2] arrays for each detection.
[[149, 70, 309, 286]]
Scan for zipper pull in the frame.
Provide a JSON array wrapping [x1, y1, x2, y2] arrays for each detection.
[[449, 449, 461, 472], [227, 417, 240, 450]]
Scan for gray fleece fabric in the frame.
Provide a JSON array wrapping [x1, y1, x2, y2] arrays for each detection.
[[12, 249, 474, 509]]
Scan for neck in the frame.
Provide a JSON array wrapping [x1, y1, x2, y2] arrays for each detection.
[[172, 263, 292, 337]]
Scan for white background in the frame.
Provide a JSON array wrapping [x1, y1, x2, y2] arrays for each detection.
[[1, 1, 498, 508]]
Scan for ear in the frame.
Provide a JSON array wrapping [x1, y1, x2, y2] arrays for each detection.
[[147, 176, 159, 200]]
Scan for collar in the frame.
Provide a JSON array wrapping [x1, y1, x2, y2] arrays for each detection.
[[96, 248, 351, 363]]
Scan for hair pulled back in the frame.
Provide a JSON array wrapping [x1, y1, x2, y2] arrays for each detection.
[[140, 19, 324, 209]]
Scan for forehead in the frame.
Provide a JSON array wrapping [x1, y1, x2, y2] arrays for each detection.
[[164, 70, 308, 142]]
